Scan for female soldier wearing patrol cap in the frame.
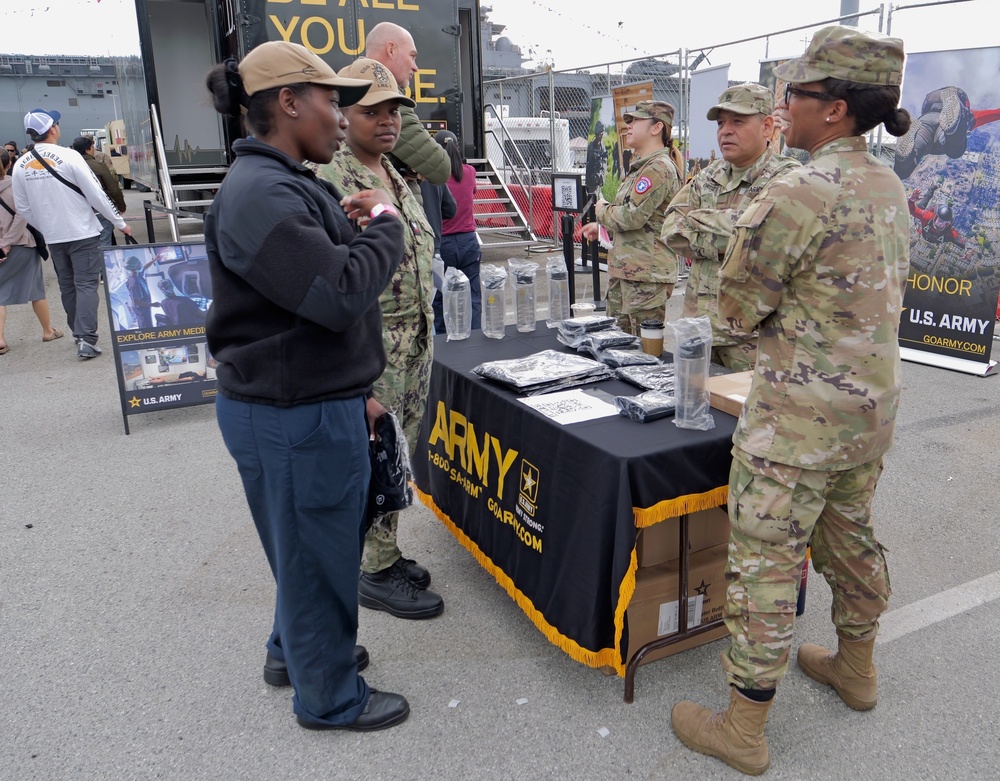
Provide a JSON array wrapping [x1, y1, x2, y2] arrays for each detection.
[[581, 100, 683, 335], [671, 26, 911, 775]]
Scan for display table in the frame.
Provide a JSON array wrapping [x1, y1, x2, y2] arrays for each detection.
[[411, 328, 737, 695]]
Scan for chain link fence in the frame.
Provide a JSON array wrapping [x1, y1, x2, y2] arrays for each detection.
[[480, 0, 976, 248]]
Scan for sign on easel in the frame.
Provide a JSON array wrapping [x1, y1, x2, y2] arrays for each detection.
[[101, 242, 217, 433]]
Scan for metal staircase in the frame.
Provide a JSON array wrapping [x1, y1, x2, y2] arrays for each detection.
[[468, 157, 537, 249]]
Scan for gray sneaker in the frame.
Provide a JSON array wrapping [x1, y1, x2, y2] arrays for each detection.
[[77, 341, 103, 360]]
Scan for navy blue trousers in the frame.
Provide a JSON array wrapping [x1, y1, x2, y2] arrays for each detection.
[[216, 393, 370, 726]]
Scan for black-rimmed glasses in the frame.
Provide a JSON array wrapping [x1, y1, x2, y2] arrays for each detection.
[[784, 85, 838, 104]]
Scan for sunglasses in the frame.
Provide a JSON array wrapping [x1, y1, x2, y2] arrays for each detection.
[[784, 85, 838, 104]]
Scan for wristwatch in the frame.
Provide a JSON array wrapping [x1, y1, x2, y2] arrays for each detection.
[[369, 203, 400, 220]]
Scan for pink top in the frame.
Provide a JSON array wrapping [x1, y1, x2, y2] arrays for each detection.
[[442, 163, 477, 235]]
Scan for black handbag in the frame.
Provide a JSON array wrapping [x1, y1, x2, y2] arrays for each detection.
[[0, 197, 48, 260], [366, 411, 413, 529]]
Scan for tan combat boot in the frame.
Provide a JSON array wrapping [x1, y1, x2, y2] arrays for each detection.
[[671, 687, 772, 776], [797, 634, 877, 710]]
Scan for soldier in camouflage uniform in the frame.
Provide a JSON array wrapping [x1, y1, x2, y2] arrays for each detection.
[[581, 101, 682, 335], [661, 84, 800, 371], [318, 59, 443, 620], [671, 26, 912, 776]]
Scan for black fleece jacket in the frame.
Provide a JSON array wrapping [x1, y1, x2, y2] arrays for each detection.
[[206, 138, 403, 405]]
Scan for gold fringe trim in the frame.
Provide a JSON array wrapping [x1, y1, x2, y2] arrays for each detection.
[[415, 487, 622, 670], [610, 546, 639, 677], [633, 486, 729, 528]]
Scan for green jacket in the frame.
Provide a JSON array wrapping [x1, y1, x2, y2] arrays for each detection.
[[388, 104, 451, 186]]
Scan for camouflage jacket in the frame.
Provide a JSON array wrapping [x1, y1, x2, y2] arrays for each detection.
[[662, 148, 799, 345], [596, 146, 680, 283], [717, 136, 910, 469], [318, 149, 436, 353]]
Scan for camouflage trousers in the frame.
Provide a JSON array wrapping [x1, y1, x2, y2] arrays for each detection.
[[722, 448, 891, 691], [361, 330, 433, 574], [712, 339, 758, 373], [605, 278, 673, 336]]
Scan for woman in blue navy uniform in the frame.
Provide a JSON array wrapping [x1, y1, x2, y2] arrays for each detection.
[[204, 41, 409, 732]]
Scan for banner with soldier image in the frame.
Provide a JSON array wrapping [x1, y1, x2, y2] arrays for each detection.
[[894, 46, 1000, 374], [101, 242, 217, 433], [584, 96, 618, 201]]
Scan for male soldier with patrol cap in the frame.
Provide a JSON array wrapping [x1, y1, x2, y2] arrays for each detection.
[[670, 26, 910, 775], [582, 100, 683, 333], [661, 83, 799, 371]]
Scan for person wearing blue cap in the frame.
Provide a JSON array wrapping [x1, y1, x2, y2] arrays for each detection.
[[12, 108, 133, 359]]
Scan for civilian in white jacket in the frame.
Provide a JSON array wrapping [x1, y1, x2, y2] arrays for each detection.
[[13, 109, 133, 359]]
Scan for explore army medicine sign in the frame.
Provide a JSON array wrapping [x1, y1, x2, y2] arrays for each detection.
[[102, 242, 216, 433], [894, 46, 1000, 375]]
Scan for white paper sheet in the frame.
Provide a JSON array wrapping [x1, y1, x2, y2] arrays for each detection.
[[517, 389, 619, 425]]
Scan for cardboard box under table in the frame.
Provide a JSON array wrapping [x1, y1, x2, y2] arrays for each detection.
[[627, 544, 730, 665]]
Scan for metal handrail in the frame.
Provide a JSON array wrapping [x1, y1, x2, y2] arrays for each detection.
[[483, 103, 536, 191], [149, 103, 178, 242]]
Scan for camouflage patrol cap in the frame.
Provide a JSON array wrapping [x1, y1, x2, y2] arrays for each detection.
[[775, 25, 904, 87], [707, 83, 774, 120], [624, 100, 675, 127]]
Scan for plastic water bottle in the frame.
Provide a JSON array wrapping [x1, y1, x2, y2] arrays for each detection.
[[674, 334, 710, 428], [509, 259, 539, 333], [546, 258, 570, 328], [443, 267, 471, 341], [481, 265, 507, 339]]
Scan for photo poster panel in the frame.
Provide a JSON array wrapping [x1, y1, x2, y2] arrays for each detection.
[[585, 95, 619, 202], [687, 64, 731, 162], [758, 57, 794, 155], [101, 241, 217, 432], [611, 81, 653, 179], [894, 46, 1000, 373]]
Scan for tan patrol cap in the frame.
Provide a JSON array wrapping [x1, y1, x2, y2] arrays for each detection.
[[239, 41, 371, 106], [775, 24, 904, 87], [707, 83, 774, 120], [337, 58, 416, 108], [624, 100, 675, 127]]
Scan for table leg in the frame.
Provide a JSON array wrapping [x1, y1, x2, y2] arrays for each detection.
[[623, 513, 725, 703]]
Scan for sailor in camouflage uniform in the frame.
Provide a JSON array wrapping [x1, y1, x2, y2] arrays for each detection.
[[661, 84, 800, 371], [582, 101, 683, 335], [671, 26, 912, 776], [318, 59, 444, 621]]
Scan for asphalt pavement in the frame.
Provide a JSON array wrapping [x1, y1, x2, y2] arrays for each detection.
[[2, 188, 999, 780]]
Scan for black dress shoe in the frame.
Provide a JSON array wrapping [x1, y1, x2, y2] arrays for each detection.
[[263, 645, 369, 687], [397, 556, 431, 588], [359, 560, 444, 619], [296, 690, 409, 732]]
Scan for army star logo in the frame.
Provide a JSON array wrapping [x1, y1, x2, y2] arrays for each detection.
[[694, 580, 710, 597], [520, 460, 539, 504], [128, 396, 142, 409], [634, 176, 652, 194]]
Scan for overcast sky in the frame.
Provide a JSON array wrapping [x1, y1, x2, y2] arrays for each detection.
[[0, 0, 994, 80]]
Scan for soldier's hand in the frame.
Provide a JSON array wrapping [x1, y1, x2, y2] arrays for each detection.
[[366, 397, 388, 439], [341, 189, 392, 221], [581, 222, 600, 241]]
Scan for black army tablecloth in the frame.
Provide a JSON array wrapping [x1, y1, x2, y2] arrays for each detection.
[[411, 327, 737, 674]]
